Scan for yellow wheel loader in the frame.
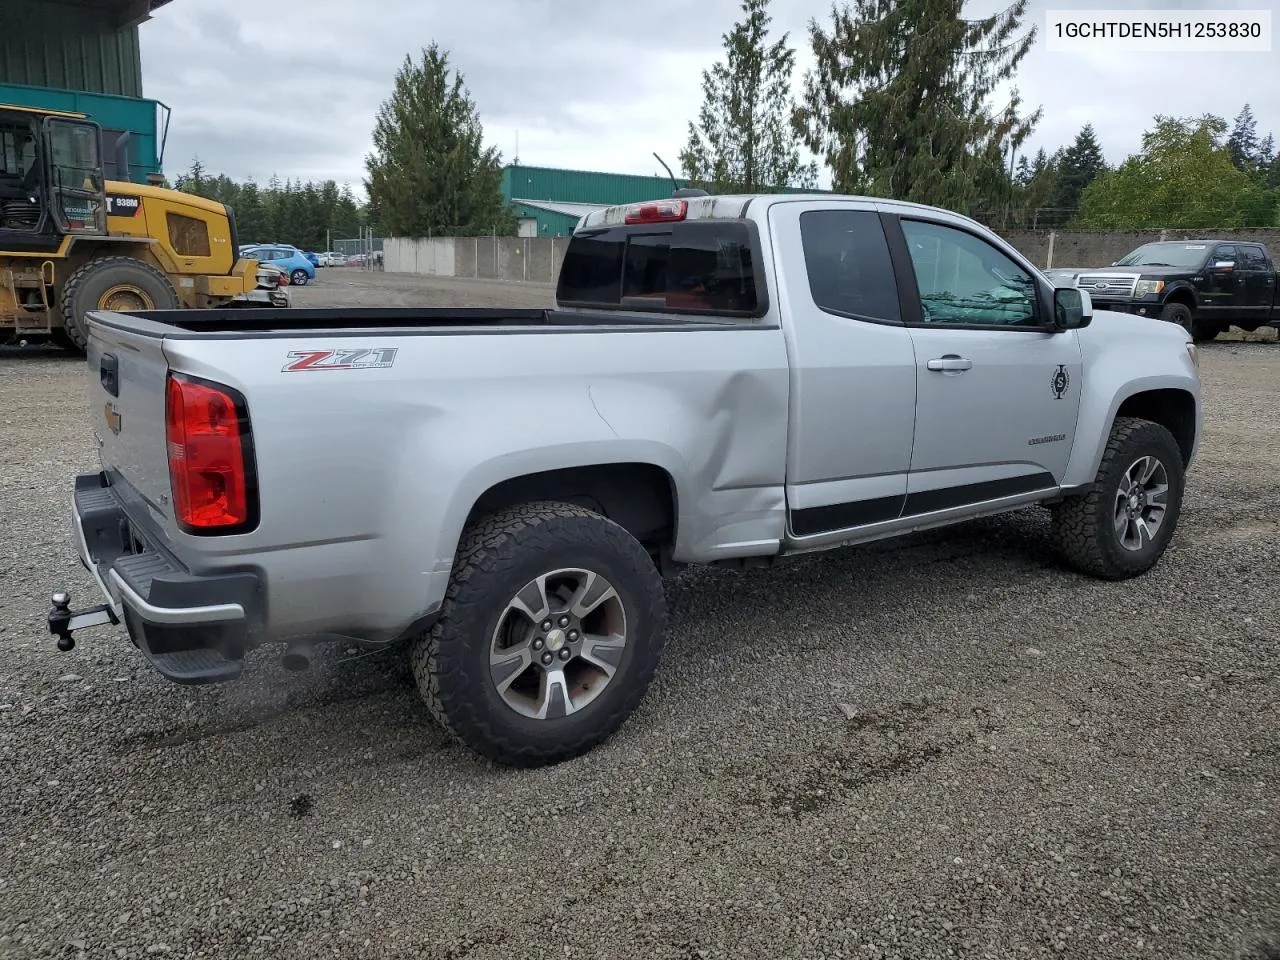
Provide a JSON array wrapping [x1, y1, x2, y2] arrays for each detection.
[[1, 104, 288, 353]]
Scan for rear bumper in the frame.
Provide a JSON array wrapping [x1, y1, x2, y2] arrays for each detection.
[[59, 472, 262, 684]]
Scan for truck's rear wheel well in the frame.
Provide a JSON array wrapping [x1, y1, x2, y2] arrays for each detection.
[[469, 463, 677, 553], [1115, 389, 1196, 464]]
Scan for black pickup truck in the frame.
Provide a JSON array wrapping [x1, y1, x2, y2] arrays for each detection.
[[1049, 239, 1280, 342]]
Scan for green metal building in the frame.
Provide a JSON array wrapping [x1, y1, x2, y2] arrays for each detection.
[[502, 163, 831, 237], [503, 165, 685, 237], [0, 0, 173, 182]]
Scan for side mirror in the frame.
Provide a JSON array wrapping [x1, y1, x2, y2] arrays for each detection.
[[1212, 260, 1234, 271], [1053, 286, 1092, 330]]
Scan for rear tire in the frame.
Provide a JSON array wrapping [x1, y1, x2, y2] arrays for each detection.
[[1051, 417, 1185, 580], [290, 269, 309, 286], [60, 256, 179, 353], [411, 501, 668, 768]]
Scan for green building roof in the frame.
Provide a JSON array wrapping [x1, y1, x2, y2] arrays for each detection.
[[502, 164, 682, 208]]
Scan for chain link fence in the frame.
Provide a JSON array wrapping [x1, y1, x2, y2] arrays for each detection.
[[329, 231, 384, 269]]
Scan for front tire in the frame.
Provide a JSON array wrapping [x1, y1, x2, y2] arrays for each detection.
[[59, 256, 179, 353], [411, 501, 668, 767], [1051, 417, 1185, 580], [1160, 301, 1215, 342]]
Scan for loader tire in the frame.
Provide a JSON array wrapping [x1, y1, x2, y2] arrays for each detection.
[[411, 501, 668, 768], [60, 256, 180, 353]]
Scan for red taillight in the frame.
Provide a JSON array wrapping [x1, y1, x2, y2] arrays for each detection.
[[624, 199, 687, 224], [165, 373, 255, 533]]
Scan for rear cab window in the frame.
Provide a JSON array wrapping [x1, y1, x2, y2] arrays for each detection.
[[1239, 245, 1268, 270], [556, 219, 763, 318]]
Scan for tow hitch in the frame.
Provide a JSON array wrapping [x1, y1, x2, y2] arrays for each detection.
[[47, 591, 119, 651]]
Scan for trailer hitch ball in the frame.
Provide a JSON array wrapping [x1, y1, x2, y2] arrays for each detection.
[[49, 592, 75, 651], [47, 591, 117, 652]]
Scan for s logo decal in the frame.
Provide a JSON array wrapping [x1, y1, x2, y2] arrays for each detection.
[[1051, 364, 1070, 400]]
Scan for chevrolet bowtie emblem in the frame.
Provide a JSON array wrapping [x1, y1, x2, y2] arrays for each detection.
[[104, 402, 122, 436]]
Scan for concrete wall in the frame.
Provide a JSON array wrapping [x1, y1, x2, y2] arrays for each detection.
[[1008, 228, 1280, 269], [385, 228, 1280, 283], [383, 237, 456, 277]]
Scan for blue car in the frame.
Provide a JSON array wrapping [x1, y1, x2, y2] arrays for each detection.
[[244, 244, 316, 286]]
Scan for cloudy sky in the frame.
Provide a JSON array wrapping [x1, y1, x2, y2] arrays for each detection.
[[138, 0, 1279, 194]]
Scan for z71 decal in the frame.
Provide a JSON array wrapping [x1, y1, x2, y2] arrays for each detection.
[[282, 347, 399, 372]]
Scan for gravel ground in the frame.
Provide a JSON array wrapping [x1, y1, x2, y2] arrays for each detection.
[[0, 272, 1277, 960]]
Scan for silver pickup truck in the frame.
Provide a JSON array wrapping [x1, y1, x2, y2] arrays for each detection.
[[48, 193, 1202, 767]]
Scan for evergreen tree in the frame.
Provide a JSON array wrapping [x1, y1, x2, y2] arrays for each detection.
[[170, 159, 374, 250], [364, 43, 513, 237], [333, 186, 362, 237], [173, 157, 206, 194], [1259, 133, 1276, 167], [1013, 147, 1063, 228], [1227, 104, 1259, 172], [1052, 124, 1106, 216], [795, 0, 1041, 213], [680, 0, 818, 192], [1260, 135, 1280, 190], [1014, 155, 1033, 186]]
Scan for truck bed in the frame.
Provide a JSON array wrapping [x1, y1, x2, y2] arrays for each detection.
[[89, 306, 744, 337]]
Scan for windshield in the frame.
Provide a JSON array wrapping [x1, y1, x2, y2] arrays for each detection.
[[1114, 243, 1209, 268]]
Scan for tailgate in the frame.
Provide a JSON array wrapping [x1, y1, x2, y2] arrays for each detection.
[[86, 315, 175, 518]]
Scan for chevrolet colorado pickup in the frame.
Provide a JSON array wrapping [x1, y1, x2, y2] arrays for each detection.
[[1054, 239, 1280, 342], [47, 193, 1203, 767]]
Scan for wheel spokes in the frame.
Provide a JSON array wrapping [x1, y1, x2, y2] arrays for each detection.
[[488, 567, 629, 721], [1114, 454, 1171, 552], [570, 572, 618, 620], [579, 632, 626, 678], [534, 668, 577, 720], [508, 575, 551, 624], [1113, 501, 1131, 541], [1137, 456, 1160, 485], [489, 643, 532, 695]]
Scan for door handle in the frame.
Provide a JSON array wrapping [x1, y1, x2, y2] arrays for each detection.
[[927, 355, 973, 372]]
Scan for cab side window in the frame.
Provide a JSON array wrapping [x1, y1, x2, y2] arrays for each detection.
[[1211, 244, 1237, 266], [899, 219, 1039, 327]]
